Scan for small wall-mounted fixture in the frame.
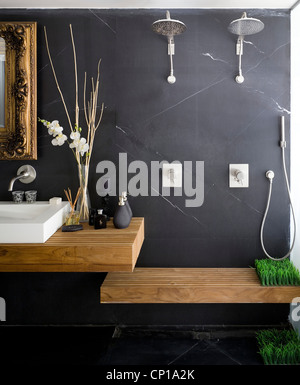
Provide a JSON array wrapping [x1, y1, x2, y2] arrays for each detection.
[[8, 165, 36, 191], [228, 12, 264, 84], [152, 11, 186, 84], [229, 164, 249, 188], [162, 163, 182, 187]]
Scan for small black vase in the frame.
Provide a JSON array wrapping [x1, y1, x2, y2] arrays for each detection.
[[113, 196, 131, 229]]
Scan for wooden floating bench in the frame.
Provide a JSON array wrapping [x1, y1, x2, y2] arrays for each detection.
[[100, 267, 300, 303]]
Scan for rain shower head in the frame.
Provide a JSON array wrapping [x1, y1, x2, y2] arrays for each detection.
[[228, 12, 264, 36], [152, 11, 186, 84], [152, 10, 186, 37], [228, 12, 264, 84]]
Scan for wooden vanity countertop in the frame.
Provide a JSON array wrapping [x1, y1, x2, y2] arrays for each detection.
[[0, 217, 144, 272]]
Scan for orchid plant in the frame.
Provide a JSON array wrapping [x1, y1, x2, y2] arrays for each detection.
[[40, 24, 104, 221], [39, 119, 89, 157]]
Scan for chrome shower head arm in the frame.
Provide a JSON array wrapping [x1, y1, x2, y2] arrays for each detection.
[[236, 35, 244, 55], [167, 36, 175, 55], [168, 55, 176, 83], [236, 36, 244, 83]]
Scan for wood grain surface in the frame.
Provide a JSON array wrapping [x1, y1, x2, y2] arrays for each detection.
[[0, 218, 144, 272], [101, 267, 300, 303]]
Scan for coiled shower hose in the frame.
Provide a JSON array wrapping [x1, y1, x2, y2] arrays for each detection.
[[260, 143, 296, 261]]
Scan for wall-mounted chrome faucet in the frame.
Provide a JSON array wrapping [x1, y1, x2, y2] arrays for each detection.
[[8, 165, 36, 191]]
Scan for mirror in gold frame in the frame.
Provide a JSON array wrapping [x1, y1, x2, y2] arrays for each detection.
[[0, 22, 37, 160]]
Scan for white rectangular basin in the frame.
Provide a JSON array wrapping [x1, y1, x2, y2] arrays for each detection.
[[0, 201, 70, 243]]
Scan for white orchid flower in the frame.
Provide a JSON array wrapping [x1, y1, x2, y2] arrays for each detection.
[[48, 120, 64, 136], [51, 133, 68, 146], [77, 138, 89, 156], [70, 131, 81, 141], [69, 131, 89, 155], [69, 131, 81, 149]]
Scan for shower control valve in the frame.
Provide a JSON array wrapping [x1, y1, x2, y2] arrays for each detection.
[[162, 163, 182, 188], [229, 164, 249, 188], [235, 170, 244, 183]]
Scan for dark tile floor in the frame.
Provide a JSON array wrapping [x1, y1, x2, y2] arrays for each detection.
[[0, 325, 272, 366], [99, 326, 263, 366]]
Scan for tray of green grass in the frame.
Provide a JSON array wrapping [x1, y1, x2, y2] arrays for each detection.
[[256, 328, 300, 365], [255, 259, 300, 286]]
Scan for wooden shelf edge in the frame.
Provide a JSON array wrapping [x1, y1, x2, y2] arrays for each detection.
[[100, 267, 300, 304]]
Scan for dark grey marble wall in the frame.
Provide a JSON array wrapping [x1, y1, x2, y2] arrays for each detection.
[[0, 9, 291, 325]]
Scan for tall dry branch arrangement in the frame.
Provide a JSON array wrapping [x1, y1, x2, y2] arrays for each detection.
[[41, 24, 104, 220]]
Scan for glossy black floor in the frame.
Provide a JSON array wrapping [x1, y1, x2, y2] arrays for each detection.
[[0, 325, 280, 366]]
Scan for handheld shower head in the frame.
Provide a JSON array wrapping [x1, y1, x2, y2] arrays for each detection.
[[228, 12, 264, 84], [152, 11, 186, 84]]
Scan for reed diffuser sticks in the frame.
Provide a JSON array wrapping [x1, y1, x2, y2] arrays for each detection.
[[64, 187, 81, 213]]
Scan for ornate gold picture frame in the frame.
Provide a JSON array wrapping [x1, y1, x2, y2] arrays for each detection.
[[0, 22, 37, 160]]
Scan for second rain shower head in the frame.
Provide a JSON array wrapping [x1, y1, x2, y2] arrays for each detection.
[[152, 11, 186, 84], [228, 12, 264, 84], [228, 12, 264, 36]]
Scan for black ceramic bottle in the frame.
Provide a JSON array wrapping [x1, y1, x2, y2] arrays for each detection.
[[94, 209, 107, 229], [89, 208, 97, 226], [101, 195, 111, 221], [121, 191, 132, 219], [113, 196, 131, 229]]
